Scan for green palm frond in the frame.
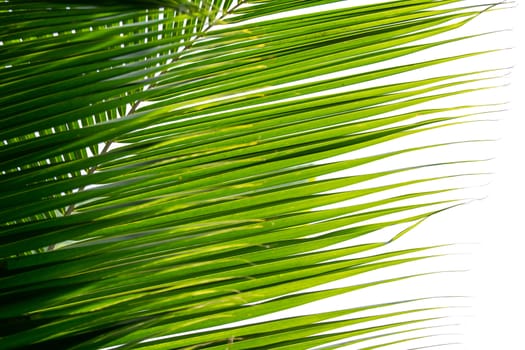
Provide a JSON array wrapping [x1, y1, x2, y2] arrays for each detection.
[[1, 0, 504, 349]]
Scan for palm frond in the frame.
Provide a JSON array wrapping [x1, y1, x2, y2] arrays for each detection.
[[0, 0, 504, 349]]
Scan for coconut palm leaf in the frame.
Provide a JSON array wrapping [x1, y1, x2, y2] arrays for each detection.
[[0, 0, 503, 349]]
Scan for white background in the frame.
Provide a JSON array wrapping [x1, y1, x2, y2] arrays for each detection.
[[298, 1, 525, 349], [356, 1, 525, 348], [448, 1, 525, 348]]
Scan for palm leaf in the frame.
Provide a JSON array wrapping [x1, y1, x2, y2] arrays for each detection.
[[0, 0, 504, 349]]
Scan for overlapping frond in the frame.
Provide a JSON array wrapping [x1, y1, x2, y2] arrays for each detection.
[[0, 0, 502, 349]]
